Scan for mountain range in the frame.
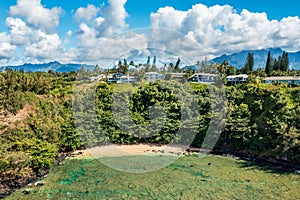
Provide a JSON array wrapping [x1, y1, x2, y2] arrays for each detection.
[[1, 48, 300, 72], [0, 61, 94, 72], [210, 48, 300, 70]]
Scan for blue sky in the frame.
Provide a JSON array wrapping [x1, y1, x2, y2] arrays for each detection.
[[0, 0, 300, 67], [1, 0, 299, 32]]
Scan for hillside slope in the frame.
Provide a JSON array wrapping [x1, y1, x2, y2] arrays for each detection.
[[210, 48, 300, 69]]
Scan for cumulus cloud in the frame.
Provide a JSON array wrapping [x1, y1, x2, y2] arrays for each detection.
[[4, 2, 300, 67], [25, 31, 62, 59], [3, 0, 76, 64], [4, 16, 68, 63], [151, 6, 187, 30], [6, 17, 31, 45], [76, 2, 300, 66], [76, 25, 148, 65], [95, 0, 129, 37], [9, 0, 62, 33], [75, 4, 99, 22], [73, 0, 140, 65], [76, 0, 129, 38], [0, 32, 16, 60], [150, 4, 300, 61]]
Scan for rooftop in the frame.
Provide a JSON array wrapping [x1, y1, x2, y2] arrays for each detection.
[[227, 74, 248, 78], [263, 76, 300, 81]]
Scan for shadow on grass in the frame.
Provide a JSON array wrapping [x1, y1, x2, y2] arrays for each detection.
[[236, 159, 298, 175]]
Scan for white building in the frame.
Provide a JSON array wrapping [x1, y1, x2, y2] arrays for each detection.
[[263, 76, 300, 85], [170, 73, 184, 79], [188, 73, 218, 84], [89, 74, 106, 82], [145, 72, 165, 82], [107, 73, 123, 83], [116, 75, 138, 83], [227, 74, 248, 84]]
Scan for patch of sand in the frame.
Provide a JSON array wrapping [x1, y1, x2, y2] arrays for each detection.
[[71, 144, 189, 158]]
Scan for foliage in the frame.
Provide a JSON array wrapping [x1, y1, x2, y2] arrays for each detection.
[[266, 51, 289, 75], [223, 84, 300, 162], [1, 69, 300, 184], [0, 70, 79, 176], [244, 52, 254, 73], [265, 51, 273, 75], [74, 81, 199, 145]]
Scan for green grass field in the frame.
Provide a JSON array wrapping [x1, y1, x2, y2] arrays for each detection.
[[6, 154, 300, 200]]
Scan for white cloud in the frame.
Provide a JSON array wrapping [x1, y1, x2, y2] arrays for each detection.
[[75, 4, 99, 22], [151, 6, 187, 30], [273, 16, 300, 51], [24, 31, 62, 60], [4, 2, 300, 67], [4, 16, 68, 63], [76, 22, 98, 49], [9, 0, 62, 33], [63, 30, 73, 45], [93, 0, 129, 37], [66, 30, 72, 36], [6, 17, 31, 45], [0, 32, 16, 60], [76, 25, 148, 66], [150, 4, 300, 61], [2, 0, 131, 65], [2, 0, 74, 64], [94, 17, 105, 27], [74, 0, 129, 38], [73, 0, 139, 65]]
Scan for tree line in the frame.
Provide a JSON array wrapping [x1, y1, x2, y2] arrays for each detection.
[[233, 51, 290, 76], [74, 80, 300, 163], [265, 51, 289, 75]]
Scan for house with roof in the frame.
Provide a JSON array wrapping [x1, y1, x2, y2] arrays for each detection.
[[188, 73, 218, 84], [89, 74, 106, 82], [165, 72, 185, 81], [262, 76, 300, 85], [145, 72, 165, 82], [116, 75, 138, 83], [227, 74, 248, 85], [107, 73, 123, 83], [170, 72, 184, 79]]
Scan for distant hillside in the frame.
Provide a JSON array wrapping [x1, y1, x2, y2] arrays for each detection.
[[1, 61, 94, 72], [2, 48, 300, 72], [182, 65, 199, 71], [210, 48, 300, 70]]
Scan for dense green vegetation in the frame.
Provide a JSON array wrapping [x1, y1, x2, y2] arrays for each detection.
[[0, 70, 82, 197], [73, 81, 199, 145], [224, 84, 300, 161], [74, 80, 300, 163], [1, 69, 300, 198], [6, 155, 300, 200]]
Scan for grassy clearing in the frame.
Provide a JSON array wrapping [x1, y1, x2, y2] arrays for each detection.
[[6, 154, 300, 200]]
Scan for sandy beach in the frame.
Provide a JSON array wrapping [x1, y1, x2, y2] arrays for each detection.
[[71, 144, 189, 158]]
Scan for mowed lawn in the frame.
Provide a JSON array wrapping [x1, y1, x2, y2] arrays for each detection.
[[7, 154, 300, 200]]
